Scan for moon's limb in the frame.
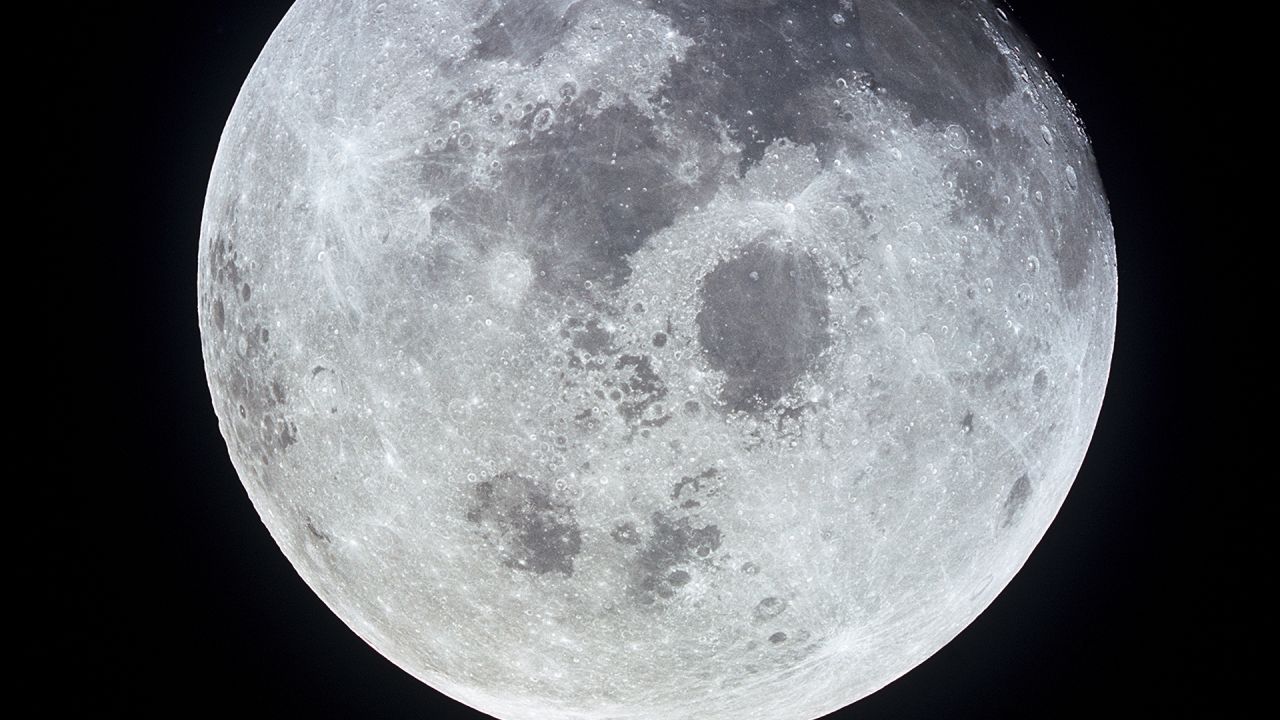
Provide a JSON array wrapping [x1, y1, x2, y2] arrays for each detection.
[[198, 2, 1116, 719]]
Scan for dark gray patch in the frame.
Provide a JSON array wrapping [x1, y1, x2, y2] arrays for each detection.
[[269, 415, 297, 450], [470, 0, 575, 64], [1002, 473, 1033, 528], [204, 224, 301, 473], [614, 354, 667, 424], [1022, 161, 1093, 295], [648, 0, 857, 171], [961, 410, 974, 434], [668, 570, 691, 587], [631, 512, 722, 604], [270, 380, 287, 404], [304, 518, 332, 544], [208, 233, 244, 288], [696, 241, 831, 411], [467, 471, 582, 576], [1032, 368, 1048, 395], [774, 401, 812, 434], [991, 123, 1031, 165], [979, 344, 1025, 393], [714, 0, 783, 8], [638, 419, 665, 436], [671, 467, 720, 509], [853, 0, 1015, 144], [497, 97, 703, 291], [740, 561, 759, 575], [413, 88, 724, 293], [1052, 216, 1092, 292], [572, 407, 599, 432], [563, 316, 615, 360], [652, 332, 668, 348], [308, 365, 342, 415], [223, 366, 298, 463], [947, 158, 999, 229], [648, 0, 1015, 171], [415, 144, 479, 235], [852, 305, 876, 329], [769, 631, 788, 644], [754, 596, 787, 621]]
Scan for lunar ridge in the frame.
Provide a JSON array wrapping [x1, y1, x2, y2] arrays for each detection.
[[199, 2, 1117, 719]]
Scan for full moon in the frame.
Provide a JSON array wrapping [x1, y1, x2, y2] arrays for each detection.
[[198, 2, 1116, 718]]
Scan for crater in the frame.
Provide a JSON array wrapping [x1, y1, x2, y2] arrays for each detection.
[[611, 521, 642, 546], [753, 596, 787, 621], [304, 517, 332, 545], [467, 471, 583, 576], [1032, 368, 1049, 395], [696, 241, 831, 411], [1002, 473, 1033, 528]]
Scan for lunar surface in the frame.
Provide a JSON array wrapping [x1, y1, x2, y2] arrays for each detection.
[[198, 2, 1117, 718]]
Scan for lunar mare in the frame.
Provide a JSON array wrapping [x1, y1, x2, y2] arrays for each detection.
[[198, 2, 1116, 719]]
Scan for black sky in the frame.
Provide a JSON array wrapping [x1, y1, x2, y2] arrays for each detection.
[[58, 2, 1235, 717]]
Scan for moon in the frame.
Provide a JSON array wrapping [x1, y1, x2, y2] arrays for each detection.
[[198, 2, 1116, 719]]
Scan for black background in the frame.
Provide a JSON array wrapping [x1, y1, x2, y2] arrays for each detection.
[[62, 2, 1232, 717]]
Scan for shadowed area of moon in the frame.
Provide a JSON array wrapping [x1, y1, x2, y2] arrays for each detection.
[[198, 2, 1117, 719]]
